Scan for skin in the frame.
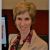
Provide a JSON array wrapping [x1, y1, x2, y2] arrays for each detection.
[[15, 11, 32, 34], [15, 11, 32, 44]]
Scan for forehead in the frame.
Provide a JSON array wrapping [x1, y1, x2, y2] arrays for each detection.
[[16, 11, 31, 18]]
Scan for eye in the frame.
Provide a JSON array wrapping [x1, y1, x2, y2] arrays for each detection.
[[17, 18, 22, 20], [25, 18, 30, 20]]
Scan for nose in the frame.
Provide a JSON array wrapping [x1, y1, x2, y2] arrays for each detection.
[[21, 20, 25, 26]]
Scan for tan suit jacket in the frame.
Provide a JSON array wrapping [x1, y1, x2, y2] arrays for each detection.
[[8, 30, 48, 50]]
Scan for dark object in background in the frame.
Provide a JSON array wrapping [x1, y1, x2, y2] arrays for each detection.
[[39, 35, 48, 43]]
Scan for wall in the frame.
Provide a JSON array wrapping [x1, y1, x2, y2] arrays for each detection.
[[2, 10, 48, 35], [2, 0, 48, 35], [2, 0, 48, 10]]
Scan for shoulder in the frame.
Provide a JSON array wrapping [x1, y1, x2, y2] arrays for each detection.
[[36, 36, 48, 50], [31, 30, 48, 50], [32, 29, 47, 43], [9, 34, 18, 38], [9, 34, 18, 41], [9, 34, 18, 44]]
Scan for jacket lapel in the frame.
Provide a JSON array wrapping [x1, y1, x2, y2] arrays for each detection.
[[21, 30, 37, 50]]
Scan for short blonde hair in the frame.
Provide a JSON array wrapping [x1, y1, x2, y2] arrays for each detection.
[[13, 1, 36, 22]]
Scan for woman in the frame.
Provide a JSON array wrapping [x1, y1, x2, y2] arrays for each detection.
[[8, 1, 48, 50]]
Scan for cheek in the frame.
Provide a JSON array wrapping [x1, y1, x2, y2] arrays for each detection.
[[15, 20, 20, 27], [26, 20, 32, 27]]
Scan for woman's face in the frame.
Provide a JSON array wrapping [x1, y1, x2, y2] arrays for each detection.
[[15, 11, 32, 33]]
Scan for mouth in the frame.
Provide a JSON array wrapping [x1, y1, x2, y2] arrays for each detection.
[[21, 28, 26, 30], [20, 27, 27, 30]]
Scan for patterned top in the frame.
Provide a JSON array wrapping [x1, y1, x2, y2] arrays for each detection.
[[10, 43, 23, 50], [10, 31, 32, 50], [9, 30, 48, 50]]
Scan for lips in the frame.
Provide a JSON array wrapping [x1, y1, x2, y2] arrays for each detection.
[[21, 28, 26, 30], [20, 26, 27, 28], [20, 27, 27, 30]]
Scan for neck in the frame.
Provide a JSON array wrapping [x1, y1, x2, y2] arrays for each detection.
[[19, 29, 30, 44]]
